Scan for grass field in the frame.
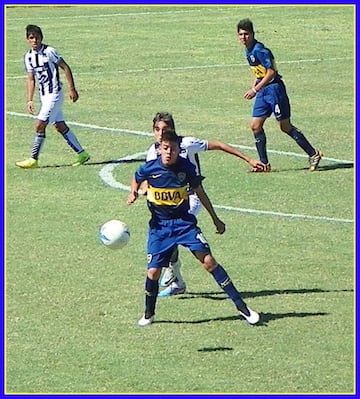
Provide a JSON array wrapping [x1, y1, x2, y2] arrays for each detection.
[[5, 4, 355, 394]]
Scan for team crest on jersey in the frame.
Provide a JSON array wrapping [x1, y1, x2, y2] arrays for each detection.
[[250, 55, 256, 63], [177, 172, 186, 182]]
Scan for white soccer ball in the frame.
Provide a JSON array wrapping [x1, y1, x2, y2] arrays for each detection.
[[99, 219, 130, 249]]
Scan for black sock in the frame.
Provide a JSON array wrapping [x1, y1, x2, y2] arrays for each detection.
[[287, 127, 316, 157], [254, 131, 268, 164], [144, 276, 159, 318]]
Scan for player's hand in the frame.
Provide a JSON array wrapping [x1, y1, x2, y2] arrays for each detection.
[[249, 159, 266, 171], [27, 100, 35, 115], [127, 191, 138, 205], [69, 88, 79, 103], [214, 218, 226, 235], [244, 88, 256, 100]]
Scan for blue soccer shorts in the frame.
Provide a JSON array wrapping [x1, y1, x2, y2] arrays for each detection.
[[146, 218, 211, 269], [252, 80, 291, 121]]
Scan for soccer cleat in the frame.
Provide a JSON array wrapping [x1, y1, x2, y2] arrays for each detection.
[[72, 151, 90, 166], [309, 150, 323, 171], [160, 260, 181, 287], [238, 306, 260, 325], [138, 314, 155, 327], [158, 282, 186, 298], [250, 163, 271, 173], [15, 158, 38, 169]]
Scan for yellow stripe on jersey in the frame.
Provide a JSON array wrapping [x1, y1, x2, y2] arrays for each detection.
[[250, 64, 267, 79], [147, 186, 188, 206]]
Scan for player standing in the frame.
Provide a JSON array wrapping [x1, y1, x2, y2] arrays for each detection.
[[237, 18, 322, 172], [16, 25, 90, 169], [128, 128, 260, 327]]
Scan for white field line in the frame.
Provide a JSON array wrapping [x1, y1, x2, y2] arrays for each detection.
[[98, 153, 353, 225], [6, 112, 354, 165], [7, 112, 354, 224], [4, 6, 284, 22], [6, 57, 352, 80], [5, 8, 206, 22]]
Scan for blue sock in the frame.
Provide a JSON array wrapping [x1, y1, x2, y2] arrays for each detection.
[[287, 127, 316, 157], [210, 265, 248, 312], [254, 131, 268, 164], [144, 276, 159, 318]]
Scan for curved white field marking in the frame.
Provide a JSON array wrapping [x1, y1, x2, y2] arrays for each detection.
[[7, 112, 354, 164], [6, 112, 354, 223], [99, 153, 353, 225], [99, 152, 147, 192]]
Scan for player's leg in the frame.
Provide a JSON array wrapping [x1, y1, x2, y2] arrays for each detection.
[[138, 267, 162, 327], [158, 193, 202, 296], [54, 120, 90, 166], [52, 91, 90, 166], [180, 222, 260, 324], [194, 251, 260, 325], [15, 97, 51, 168], [250, 92, 272, 171], [280, 119, 323, 171], [138, 222, 174, 326], [273, 82, 322, 171]]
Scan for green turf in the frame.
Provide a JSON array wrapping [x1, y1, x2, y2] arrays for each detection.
[[5, 4, 355, 394]]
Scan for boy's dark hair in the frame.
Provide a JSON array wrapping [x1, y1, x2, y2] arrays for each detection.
[[237, 18, 254, 34], [152, 112, 176, 130], [160, 127, 179, 144], [26, 24, 43, 40]]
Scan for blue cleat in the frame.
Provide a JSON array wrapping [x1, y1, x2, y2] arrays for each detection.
[[158, 283, 186, 298]]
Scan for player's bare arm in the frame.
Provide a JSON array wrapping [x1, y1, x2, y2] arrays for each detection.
[[26, 72, 36, 114], [58, 59, 79, 102], [127, 178, 140, 204], [207, 141, 265, 171], [194, 185, 226, 234]]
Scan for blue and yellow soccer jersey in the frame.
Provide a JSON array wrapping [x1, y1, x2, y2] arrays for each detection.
[[245, 40, 282, 83], [135, 156, 204, 220]]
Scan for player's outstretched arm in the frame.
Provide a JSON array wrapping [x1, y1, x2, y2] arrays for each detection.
[[207, 140, 265, 171]]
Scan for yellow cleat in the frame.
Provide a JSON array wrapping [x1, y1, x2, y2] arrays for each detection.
[[15, 158, 38, 169]]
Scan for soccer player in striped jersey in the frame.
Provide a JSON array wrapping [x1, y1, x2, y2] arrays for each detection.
[[146, 112, 265, 297], [237, 18, 323, 172], [16, 25, 90, 169], [128, 128, 260, 327]]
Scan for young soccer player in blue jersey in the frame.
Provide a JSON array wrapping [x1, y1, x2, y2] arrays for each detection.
[[147, 112, 265, 298], [16, 25, 90, 169], [127, 128, 260, 327], [237, 18, 322, 172]]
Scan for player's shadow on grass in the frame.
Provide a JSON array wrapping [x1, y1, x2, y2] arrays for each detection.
[[37, 158, 145, 168], [272, 162, 354, 173], [156, 311, 329, 327], [159, 287, 352, 326], [182, 287, 353, 301]]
